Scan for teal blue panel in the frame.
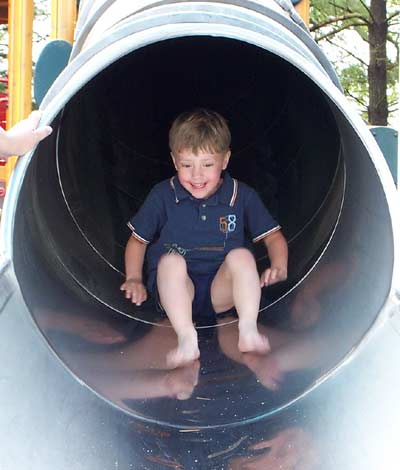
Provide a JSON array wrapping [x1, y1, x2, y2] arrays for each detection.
[[370, 126, 398, 185], [34, 40, 72, 106]]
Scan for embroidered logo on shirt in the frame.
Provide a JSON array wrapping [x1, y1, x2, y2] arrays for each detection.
[[219, 215, 237, 234], [164, 243, 188, 256]]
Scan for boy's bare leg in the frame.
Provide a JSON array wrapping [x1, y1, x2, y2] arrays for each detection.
[[157, 253, 200, 368], [211, 248, 270, 354]]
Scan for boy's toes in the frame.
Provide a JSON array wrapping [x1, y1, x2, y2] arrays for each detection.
[[166, 345, 200, 369], [238, 331, 271, 355], [257, 335, 271, 354]]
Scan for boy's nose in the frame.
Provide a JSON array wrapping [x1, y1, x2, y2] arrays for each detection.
[[192, 166, 203, 178]]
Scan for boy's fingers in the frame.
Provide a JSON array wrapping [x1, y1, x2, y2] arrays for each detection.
[[267, 268, 288, 286], [136, 292, 147, 306], [125, 290, 132, 299], [276, 269, 286, 283], [131, 292, 146, 305], [262, 269, 271, 286], [121, 282, 146, 305], [260, 271, 267, 286]]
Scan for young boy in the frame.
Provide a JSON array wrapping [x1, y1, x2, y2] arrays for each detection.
[[121, 109, 288, 368]]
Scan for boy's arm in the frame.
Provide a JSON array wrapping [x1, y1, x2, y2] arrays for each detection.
[[124, 235, 147, 281], [260, 230, 288, 287], [120, 235, 148, 305]]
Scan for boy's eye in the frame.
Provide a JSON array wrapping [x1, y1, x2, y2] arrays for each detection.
[[181, 163, 192, 168], [204, 163, 214, 167]]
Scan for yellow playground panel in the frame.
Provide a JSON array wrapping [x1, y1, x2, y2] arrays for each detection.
[[295, 0, 310, 25]]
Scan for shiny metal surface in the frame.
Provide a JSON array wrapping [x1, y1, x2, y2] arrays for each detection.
[[1, 1, 399, 468], [1, 268, 400, 469]]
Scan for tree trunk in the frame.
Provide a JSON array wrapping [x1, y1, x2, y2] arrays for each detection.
[[368, 0, 388, 125]]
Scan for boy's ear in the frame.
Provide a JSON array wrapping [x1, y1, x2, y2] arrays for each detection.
[[170, 152, 178, 170], [222, 150, 231, 170]]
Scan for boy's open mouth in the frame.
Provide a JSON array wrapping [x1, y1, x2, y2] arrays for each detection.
[[191, 183, 207, 190]]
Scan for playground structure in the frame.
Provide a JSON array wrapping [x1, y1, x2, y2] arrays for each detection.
[[0, 1, 400, 469], [0, 0, 309, 188], [0, 0, 76, 188], [0, 0, 308, 185]]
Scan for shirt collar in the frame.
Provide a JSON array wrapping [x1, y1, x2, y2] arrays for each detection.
[[170, 172, 238, 207]]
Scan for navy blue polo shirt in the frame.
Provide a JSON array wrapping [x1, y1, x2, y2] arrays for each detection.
[[127, 173, 280, 291]]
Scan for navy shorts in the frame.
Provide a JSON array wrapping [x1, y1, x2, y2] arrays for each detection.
[[152, 270, 220, 327], [190, 271, 219, 326]]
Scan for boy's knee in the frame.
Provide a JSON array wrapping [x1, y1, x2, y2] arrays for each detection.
[[157, 252, 187, 272], [225, 248, 255, 268]]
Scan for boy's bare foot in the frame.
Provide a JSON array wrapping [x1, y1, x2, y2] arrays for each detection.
[[238, 324, 271, 354], [166, 331, 200, 368]]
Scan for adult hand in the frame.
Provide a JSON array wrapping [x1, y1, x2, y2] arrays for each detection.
[[0, 110, 52, 159]]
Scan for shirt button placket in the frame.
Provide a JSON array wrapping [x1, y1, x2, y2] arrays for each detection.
[[200, 203, 207, 222]]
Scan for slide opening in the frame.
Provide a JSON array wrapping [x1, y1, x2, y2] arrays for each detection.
[[11, 36, 394, 426]]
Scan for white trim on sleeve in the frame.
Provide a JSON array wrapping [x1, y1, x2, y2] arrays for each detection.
[[252, 225, 281, 243], [127, 222, 150, 244]]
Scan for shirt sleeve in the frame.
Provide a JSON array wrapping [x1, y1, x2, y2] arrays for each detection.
[[244, 187, 281, 243], [127, 186, 166, 244]]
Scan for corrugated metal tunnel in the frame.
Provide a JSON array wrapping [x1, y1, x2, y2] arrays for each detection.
[[1, 1, 399, 469]]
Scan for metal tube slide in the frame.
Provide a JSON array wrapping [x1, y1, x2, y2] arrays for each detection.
[[1, 2, 399, 469]]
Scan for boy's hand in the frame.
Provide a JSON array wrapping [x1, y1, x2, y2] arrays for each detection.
[[120, 279, 147, 305], [260, 266, 287, 287], [261, 230, 288, 287]]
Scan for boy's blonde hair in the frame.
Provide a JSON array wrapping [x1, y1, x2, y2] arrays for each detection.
[[169, 109, 231, 155]]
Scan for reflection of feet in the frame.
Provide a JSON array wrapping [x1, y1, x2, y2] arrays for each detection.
[[291, 295, 321, 330], [238, 325, 271, 354], [81, 325, 126, 345], [165, 360, 200, 400], [243, 353, 282, 390], [49, 314, 126, 345], [166, 331, 200, 368]]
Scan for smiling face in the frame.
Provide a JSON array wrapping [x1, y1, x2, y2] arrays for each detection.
[[171, 148, 231, 199]]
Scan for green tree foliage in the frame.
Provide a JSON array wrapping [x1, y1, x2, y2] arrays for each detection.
[[310, 0, 399, 125]]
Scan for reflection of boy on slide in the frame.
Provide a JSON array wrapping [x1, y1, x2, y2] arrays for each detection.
[[218, 317, 333, 391], [121, 109, 288, 368], [229, 426, 319, 469]]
